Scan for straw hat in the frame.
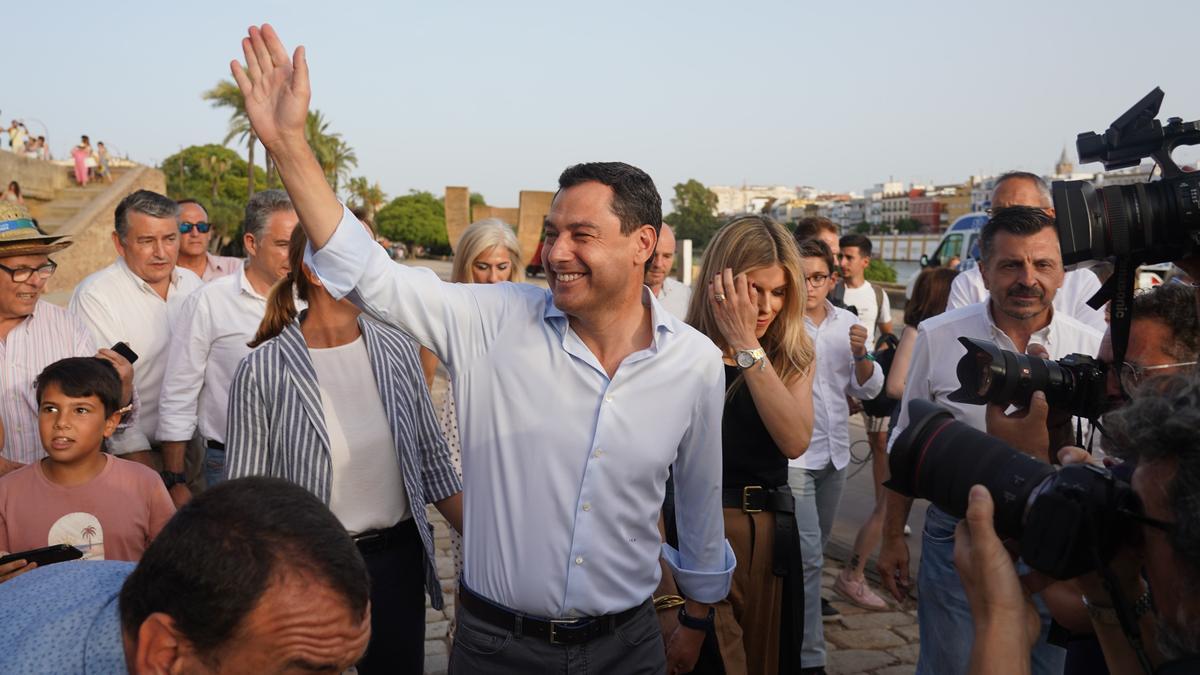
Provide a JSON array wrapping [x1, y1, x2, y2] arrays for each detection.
[[0, 202, 72, 257]]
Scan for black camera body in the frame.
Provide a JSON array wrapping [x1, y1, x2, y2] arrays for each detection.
[[1053, 87, 1200, 268], [887, 400, 1141, 579], [948, 336, 1110, 421]]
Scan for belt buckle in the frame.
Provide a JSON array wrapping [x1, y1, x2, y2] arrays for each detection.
[[548, 619, 577, 645], [742, 485, 763, 513]]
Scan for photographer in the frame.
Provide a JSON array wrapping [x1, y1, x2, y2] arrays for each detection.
[[878, 205, 1103, 674], [957, 374, 1200, 675]]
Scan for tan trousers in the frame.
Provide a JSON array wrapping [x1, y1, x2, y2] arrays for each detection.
[[711, 508, 783, 675]]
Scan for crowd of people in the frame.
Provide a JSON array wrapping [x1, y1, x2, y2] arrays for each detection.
[[2, 119, 50, 160], [0, 23, 1198, 675]]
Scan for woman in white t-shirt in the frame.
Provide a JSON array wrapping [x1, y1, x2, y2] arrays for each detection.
[[227, 223, 463, 674]]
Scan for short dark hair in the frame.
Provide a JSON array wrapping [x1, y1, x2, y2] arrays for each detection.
[[839, 233, 872, 257], [35, 357, 122, 416], [979, 206, 1055, 262], [1105, 375, 1200, 578], [115, 190, 179, 242], [243, 189, 293, 241], [176, 199, 209, 218], [119, 477, 370, 665], [906, 267, 960, 327], [797, 238, 836, 278], [1130, 284, 1200, 362], [993, 171, 1051, 206], [793, 217, 839, 248], [556, 162, 662, 237]]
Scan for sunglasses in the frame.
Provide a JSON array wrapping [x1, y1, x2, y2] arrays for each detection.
[[179, 221, 212, 234]]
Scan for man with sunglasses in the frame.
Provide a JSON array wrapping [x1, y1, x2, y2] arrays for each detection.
[[157, 190, 300, 503], [175, 200, 243, 283], [0, 202, 137, 477]]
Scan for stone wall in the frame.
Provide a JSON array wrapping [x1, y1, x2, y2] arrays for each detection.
[[44, 166, 167, 295], [443, 187, 471, 252], [516, 191, 553, 266], [0, 151, 69, 200]]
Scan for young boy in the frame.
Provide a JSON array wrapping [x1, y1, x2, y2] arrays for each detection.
[[0, 357, 174, 580]]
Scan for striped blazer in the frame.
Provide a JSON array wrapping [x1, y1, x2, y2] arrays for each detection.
[[225, 315, 462, 608]]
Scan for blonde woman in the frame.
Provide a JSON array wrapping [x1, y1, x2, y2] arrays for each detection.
[[662, 215, 816, 675], [419, 218, 522, 586]]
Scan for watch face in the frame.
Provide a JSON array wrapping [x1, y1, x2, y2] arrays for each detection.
[[736, 352, 754, 368]]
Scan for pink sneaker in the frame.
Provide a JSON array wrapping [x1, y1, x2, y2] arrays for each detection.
[[833, 571, 889, 611]]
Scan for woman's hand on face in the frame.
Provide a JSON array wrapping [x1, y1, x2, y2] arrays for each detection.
[[710, 268, 761, 352]]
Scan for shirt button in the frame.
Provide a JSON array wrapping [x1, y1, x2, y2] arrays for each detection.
[[593, 449, 603, 458], [582, 503, 591, 512], [604, 394, 613, 403], [575, 556, 584, 565]]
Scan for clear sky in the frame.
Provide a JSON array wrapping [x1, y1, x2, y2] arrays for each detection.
[[9, 0, 1200, 208]]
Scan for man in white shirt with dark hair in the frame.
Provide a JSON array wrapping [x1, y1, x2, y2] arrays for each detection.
[[946, 171, 1107, 333], [157, 189, 300, 504], [877, 205, 1103, 675]]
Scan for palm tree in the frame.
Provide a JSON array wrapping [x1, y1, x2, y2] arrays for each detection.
[[203, 80, 256, 198], [304, 110, 359, 194], [347, 177, 387, 222], [198, 154, 233, 204], [328, 139, 358, 194]]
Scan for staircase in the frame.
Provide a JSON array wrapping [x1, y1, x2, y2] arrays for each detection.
[[29, 166, 133, 237]]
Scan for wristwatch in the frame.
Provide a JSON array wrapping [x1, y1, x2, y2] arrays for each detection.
[[677, 605, 715, 631], [854, 352, 876, 362], [1082, 588, 1152, 626], [735, 347, 766, 370], [159, 470, 187, 489]]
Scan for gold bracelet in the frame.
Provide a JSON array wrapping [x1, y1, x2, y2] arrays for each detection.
[[654, 594, 686, 611]]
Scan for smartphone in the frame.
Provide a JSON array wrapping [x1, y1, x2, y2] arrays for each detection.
[[111, 341, 139, 365], [0, 544, 84, 568]]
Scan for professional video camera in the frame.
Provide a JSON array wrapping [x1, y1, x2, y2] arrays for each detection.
[[1052, 88, 1200, 366], [948, 337, 1109, 421], [887, 399, 1142, 580]]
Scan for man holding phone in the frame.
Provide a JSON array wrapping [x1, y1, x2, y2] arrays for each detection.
[[0, 202, 137, 478]]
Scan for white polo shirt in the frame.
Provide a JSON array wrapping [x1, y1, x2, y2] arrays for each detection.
[[889, 301, 1104, 453], [70, 259, 202, 452], [946, 266, 1107, 333], [654, 278, 692, 320]]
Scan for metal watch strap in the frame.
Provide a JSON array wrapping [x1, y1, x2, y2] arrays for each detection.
[[1083, 589, 1152, 625]]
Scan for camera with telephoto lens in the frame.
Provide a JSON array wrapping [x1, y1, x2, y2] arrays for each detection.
[[947, 337, 1110, 421], [886, 399, 1143, 579], [1052, 87, 1200, 268]]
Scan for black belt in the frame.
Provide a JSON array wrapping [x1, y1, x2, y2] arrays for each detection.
[[206, 440, 225, 451], [458, 583, 648, 646], [352, 519, 415, 555], [721, 485, 794, 514]]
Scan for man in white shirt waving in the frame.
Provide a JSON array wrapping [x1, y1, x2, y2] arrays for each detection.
[[877, 206, 1103, 675], [946, 171, 1107, 333], [157, 190, 299, 504], [230, 24, 733, 675]]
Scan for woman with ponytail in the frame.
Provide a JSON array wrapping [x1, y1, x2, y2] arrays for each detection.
[[226, 224, 463, 674]]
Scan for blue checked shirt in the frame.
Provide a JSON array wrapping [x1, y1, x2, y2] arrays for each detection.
[[225, 315, 462, 608], [306, 205, 735, 619]]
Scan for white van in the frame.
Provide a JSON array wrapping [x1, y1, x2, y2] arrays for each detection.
[[905, 212, 988, 298]]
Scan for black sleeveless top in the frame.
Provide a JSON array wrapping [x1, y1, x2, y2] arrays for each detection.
[[720, 364, 788, 489]]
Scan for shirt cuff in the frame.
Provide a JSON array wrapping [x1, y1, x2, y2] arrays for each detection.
[[305, 204, 375, 300], [661, 540, 737, 604]]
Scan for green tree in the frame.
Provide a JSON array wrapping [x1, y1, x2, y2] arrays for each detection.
[[895, 218, 923, 234], [202, 80, 257, 199], [469, 192, 487, 221], [347, 177, 388, 223], [160, 144, 264, 244], [864, 258, 898, 283], [664, 179, 720, 248], [375, 191, 449, 252], [852, 221, 872, 234]]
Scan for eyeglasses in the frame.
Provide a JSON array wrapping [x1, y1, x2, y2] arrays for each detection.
[[804, 273, 830, 287], [1119, 360, 1198, 394], [179, 221, 212, 234], [0, 260, 57, 283]]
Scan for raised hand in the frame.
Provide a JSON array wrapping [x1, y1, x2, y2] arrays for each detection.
[[709, 268, 761, 352], [849, 323, 868, 358], [230, 24, 310, 151]]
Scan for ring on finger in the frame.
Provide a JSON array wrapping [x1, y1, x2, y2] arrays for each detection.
[[714, 293, 726, 302]]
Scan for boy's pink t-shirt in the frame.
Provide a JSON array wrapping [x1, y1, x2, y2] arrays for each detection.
[[0, 454, 175, 562]]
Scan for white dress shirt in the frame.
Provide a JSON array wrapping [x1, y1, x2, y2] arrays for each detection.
[[792, 301, 884, 471], [889, 301, 1103, 453], [157, 264, 282, 445], [70, 259, 202, 453], [308, 205, 735, 618], [946, 266, 1107, 333], [654, 277, 692, 320]]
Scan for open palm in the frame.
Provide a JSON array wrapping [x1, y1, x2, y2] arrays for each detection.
[[230, 24, 310, 149]]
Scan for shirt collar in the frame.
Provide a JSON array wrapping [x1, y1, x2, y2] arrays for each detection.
[[543, 287, 675, 335], [117, 256, 182, 295], [238, 265, 268, 301], [983, 301, 1057, 347], [804, 300, 839, 329]]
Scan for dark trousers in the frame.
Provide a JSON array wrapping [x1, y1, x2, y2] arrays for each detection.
[[357, 519, 427, 674], [449, 597, 666, 674]]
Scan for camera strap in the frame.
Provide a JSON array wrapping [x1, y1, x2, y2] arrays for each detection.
[[1088, 258, 1137, 368]]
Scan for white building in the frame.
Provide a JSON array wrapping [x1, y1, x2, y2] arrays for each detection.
[[710, 184, 799, 216]]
